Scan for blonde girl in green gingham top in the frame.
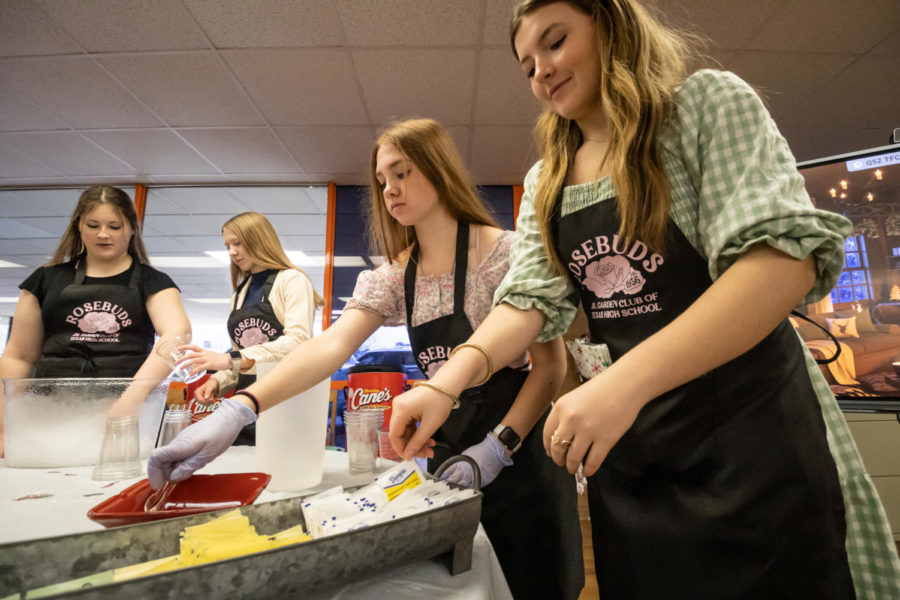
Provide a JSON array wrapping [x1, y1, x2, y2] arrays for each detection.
[[499, 67, 900, 599], [388, 0, 900, 597]]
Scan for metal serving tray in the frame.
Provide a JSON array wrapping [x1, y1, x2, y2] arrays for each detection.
[[0, 484, 482, 599]]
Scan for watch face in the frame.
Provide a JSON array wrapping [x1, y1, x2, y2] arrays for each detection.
[[498, 427, 520, 450]]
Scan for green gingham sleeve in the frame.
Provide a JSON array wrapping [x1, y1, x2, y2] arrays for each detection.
[[493, 162, 578, 342], [664, 70, 852, 303]]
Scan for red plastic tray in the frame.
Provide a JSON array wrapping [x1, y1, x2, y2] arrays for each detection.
[[87, 473, 271, 528]]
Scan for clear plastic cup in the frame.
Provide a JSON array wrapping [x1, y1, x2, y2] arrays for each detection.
[[92, 416, 142, 481], [344, 408, 383, 475], [155, 334, 206, 384], [378, 429, 401, 462], [156, 407, 193, 448]]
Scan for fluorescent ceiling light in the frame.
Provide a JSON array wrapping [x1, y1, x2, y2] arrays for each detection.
[[0, 260, 24, 268], [186, 298, 231, 304], [0, 297, 21, 303], [204, 250, 315, 266]]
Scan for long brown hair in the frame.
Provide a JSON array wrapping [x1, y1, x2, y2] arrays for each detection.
[[367, 118, 499, 263], [511, 0, 695, 270], [50, 185, 150, 266], [222, 211, 325, 307]]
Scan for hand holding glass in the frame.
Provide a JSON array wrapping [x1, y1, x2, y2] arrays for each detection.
[[156, 334, 206, 384]]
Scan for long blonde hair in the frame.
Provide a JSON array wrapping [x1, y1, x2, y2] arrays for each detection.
[[222, 211, 325, 307], [511, 0, 695, 270], [367, 118, 499, 263], [50, 185, 150, 266]]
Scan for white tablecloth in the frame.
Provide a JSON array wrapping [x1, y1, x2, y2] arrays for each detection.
[[0, 447, 512, 600]]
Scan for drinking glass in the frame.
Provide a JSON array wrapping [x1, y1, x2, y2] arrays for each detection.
[[92, 416, 142, 481], [155, 334, 206, 384]]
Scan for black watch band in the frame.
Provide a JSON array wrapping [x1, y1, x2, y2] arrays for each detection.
[[492, 424, 522, 454]]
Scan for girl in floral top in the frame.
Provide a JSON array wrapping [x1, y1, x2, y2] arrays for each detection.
[[149, 118, 584, 600], [389, 1, 900, 598]]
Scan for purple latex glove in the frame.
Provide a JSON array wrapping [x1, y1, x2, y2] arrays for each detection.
[[441, 432, 513, 489], [147, 398, 256, 490]]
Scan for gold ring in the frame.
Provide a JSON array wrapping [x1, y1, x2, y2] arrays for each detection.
[[551, 432, 572, 447]]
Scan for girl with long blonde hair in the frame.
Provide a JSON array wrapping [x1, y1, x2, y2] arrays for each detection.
[[389, 1, 900, 597], [180, 211, 323, 445]]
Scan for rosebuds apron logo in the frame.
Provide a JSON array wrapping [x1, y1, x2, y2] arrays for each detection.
[[65, 301, 132, 342], [566, 235, 665, 320], [232, 317, 278, 347]]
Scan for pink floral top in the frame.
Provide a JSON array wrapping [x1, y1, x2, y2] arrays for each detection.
[[345, 230, 528, 368]]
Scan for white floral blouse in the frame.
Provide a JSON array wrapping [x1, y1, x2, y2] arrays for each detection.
[[345, 230, 528, 370]]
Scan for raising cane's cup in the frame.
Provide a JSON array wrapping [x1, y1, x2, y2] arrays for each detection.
[[345, 365, 407, 433]]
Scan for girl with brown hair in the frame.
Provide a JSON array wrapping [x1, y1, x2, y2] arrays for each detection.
[[152, 118, 584, 599], [0, 185, 190, 455]]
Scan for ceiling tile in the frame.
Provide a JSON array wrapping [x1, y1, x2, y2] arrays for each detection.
[[0, 0, 82, 57], [34, 0, 208, 52], [145, 188, 246, 217], [354, 49, 476, 126], [224, 49, 368, 126], [0, 57, 162, 129], [1, 132, 134, 176], [99, 53, 265, 127], [146, 174, 230, 185], [0, 89, 69, 132], [278, 126, 373, 176], [469, 125, 536, 184], [744, 0, 900, 54], [84, 130, 219, 176], [0, 218, 62, 238], [0, 145, 61, 178], [483, 0, 517, 47], [474, 48, 541, 125], [176, 128, 301, 174], [659, 0, 780, 51], [0, 238, 53, 255], [226, 186, 325, 215], [870, 28, 900, 55], [279, 235, 327, 254], [338, 0, 481, 46], [184, 0, 344, 48], [780, 55, 900, 130], [726, 51, 855, 121], [780, 125, 890, 163], [0, 188, 82, 217], [142, 213, 237, 237]]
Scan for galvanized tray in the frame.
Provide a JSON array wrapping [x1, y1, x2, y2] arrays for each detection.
[[0, 484, 482, 599]]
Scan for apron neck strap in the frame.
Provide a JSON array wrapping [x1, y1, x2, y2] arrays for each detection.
[[72, 257, 139, 287], [404, 220, 470, 327]]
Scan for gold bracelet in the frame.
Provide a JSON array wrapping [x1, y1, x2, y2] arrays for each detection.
[[413, 381, 460, 410], [449, 343, 493, 386]]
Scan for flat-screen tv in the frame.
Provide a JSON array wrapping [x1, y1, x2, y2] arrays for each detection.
[[796, 144, 900, 412]]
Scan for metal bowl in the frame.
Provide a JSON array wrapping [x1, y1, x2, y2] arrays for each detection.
[[2, 378, 168, 468]]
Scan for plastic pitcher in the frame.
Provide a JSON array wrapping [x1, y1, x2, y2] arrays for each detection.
[[254, 361, 330, 491]]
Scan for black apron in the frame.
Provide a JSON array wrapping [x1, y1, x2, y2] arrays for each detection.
[[405, 221, 583, 600], [226, 270, 285, 445], [36, 259, 153, 378], [553, 191, 854, 599]]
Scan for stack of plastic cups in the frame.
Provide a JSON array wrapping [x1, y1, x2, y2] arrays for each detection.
[[343, 408, 384, 475]]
